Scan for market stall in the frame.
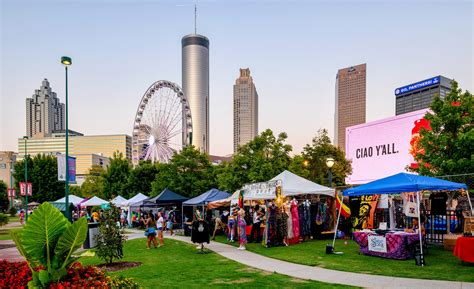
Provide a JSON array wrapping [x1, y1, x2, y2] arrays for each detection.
[[54, 195, 84, 206], [80, 196, 109, 207], [340, 172, 468, 265], [124, 193, 149, 226], [110, 195, 128, 207]]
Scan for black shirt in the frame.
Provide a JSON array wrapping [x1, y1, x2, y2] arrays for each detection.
[[430, 192, 447, 215]]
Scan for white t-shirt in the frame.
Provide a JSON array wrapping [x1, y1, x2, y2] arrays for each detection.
[[157, 217, 164, 229]]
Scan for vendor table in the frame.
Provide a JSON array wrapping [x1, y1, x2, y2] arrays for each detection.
[[353, 231, 420, 259], [453, 236, 474, 263]]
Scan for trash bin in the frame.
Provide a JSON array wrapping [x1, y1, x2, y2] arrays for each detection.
[[83, 222, 100, 249]]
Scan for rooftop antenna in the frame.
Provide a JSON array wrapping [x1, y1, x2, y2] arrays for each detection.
[[194, 3, 197, 34]]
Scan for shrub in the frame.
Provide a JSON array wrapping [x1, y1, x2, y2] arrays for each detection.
[[10, 202, 88, 288], [9, 206, 17, 217], [0, 213, 8, 226], [95, 204, 127, 264], [108, 275, 140, 289]]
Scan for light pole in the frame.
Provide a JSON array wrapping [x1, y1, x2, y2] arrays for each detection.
[[23, 136, 29, 221], [9, 165, 14, 210], [326, 157, 334, 188], [61, 56, 72, 221]]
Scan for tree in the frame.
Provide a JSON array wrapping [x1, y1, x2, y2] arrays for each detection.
[[0, 181, 8, 212], [103, 152, 131, 199], [288, 155, 311, 180], [13, 154, 64, 203], [217, 129, 293, 192], [301, 129, 352, 187], [410, 81, 473, 176], [81, 165, 106, 199], [125, 161, 159, 197], [151, 146, 216, 198], [95, 204, 126, 264]]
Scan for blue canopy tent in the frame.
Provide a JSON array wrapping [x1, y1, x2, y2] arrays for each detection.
[[143, 188, 188, 206], [181, 188, 230, 228], [333, 173, 470, 266]]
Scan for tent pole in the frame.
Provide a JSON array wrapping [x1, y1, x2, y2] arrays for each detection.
[[181, 203, 184, 230], [332, 192, 343, 250], [466, 190, 474, 215], [417, 191, 424, 267]]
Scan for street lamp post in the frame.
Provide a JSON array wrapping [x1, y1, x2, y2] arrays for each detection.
[[326, 157, 334, 188], [61, 56, 72, 221], [23, 136, 28, 221], [9, 165, 14, 210]]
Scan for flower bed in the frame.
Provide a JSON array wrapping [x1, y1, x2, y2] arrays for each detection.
[[0, 261, 139, 289]]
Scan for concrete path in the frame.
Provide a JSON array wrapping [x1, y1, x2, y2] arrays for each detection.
[[164, 234, 474, 289]]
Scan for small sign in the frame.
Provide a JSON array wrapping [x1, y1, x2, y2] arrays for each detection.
[[368, 235, 387, 253]]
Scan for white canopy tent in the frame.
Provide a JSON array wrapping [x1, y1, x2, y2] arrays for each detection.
[[244, 170, 335, 200], [80, 196, 109, 207], [54, 195, 84, 206], [124, 193, 149, 226], [110, 195, 128, 207]]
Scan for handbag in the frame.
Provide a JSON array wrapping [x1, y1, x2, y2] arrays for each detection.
[[404, 194, 418, 217]]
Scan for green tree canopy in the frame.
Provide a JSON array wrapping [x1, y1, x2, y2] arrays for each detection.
[[217, 129, 293, 192], [301, 129, 352, 187], [81, 165, 106, 199], [125, 161, 159, 197], [13, 154, 64, 203], [151, 146, 216, 198], [410, 81, 473, 176], [103, 152, 131, 199], [0, 181, 8, 212]]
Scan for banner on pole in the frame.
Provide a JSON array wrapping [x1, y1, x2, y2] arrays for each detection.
[[57, 155, 76, 182], [20, 182, 32, 196], [7, 189, 16, 197]]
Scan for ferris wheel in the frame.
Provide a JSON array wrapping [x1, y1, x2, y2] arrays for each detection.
[[132, 80, 193, 166]]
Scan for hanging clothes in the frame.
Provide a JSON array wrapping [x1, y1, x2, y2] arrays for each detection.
[[266, 203, 278, 247], [276, 207, 288, 245], [290, 199, 300, 244], [300, 200, 312, 237], [285, 203, 294, 239], [191, 220, 210, 244]]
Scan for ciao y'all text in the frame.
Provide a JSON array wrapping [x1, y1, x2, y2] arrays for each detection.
[[356, 143, 399, 159]]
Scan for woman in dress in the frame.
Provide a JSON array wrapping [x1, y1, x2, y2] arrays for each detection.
[[237, 209, 247, 250], [156, 211, 165, 247], [143, 213, 157, 249]]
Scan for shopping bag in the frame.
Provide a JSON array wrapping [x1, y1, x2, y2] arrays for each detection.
[[404, 194, 418, 217]]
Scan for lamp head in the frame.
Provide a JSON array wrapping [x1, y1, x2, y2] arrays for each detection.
[[326, 157, 335, 168], [303, 160, 309, 167], [61, 56, 72, 66], [23, 136, 28, 140]]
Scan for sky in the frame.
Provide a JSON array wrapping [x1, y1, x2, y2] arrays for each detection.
[[1, 0, 473, 156]]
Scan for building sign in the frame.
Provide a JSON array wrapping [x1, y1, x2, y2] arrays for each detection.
[[368, 235, 387, 253], [394, 76, 440, 96], [243, 180, 282, 200], [57, 155, 76, 182], [345, 109, 428, 184], [20, 182, 32, 196]]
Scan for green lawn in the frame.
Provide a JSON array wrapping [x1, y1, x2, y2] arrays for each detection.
[[9, 216, 20, 222], [214, 236, 474, 282], [80, 238, 358, 289]]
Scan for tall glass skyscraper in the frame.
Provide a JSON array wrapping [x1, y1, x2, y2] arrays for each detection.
[[26, 79, 65, 138], [233, 68, 258, 153], [182, 34, 210, 153]]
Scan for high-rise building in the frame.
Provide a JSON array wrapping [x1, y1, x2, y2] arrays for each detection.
[[395, 75, 453, 115], [182, 34, 210, 153], [0, 151, 17, 189], [233, 68, 258, 153], [334, 63, 366, 151], [26, 79, 65, 138]]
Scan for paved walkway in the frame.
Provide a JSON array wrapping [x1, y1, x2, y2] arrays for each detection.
[[164, 234, 474, 289]]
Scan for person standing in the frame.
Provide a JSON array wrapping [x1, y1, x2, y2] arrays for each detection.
[[167, 209, 175, 236], [143, 213, 157, 249], [19, 210, 25, 225], [157, 212, 165, 247], [249, 205, 263, 243], [237, 209, 247, 250]]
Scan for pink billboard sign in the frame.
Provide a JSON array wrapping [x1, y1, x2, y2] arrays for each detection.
[[345, 109, 429, 184]]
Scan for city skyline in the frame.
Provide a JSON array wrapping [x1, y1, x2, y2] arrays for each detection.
[[1, 1, 472, 156]]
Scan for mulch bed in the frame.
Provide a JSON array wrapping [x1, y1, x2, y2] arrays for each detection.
[[96, 262, 142, 272]]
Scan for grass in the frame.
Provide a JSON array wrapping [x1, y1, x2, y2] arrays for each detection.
[[9, 216, 20, 222], [79, 238, 358, 289], [214, 235, 474, 282]]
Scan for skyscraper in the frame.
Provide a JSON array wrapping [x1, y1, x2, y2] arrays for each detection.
[[182, 34, 210, 153], [395, 75, 453, 115], [26, 79, 65, 138], [334, 63, 366, 151], [233, 68, 258, 153]]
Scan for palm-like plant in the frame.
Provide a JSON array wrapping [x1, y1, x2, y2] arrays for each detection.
[[10, 202, 88, 288]]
